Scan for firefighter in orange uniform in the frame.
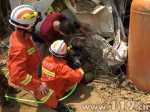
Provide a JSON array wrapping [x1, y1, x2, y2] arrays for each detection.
[[36, 40, 84, 112], [7, 5, 48, 96]]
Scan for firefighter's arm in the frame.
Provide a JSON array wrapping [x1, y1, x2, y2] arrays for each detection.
[[59, 64, 84, 82], [8, 47, 41, 91]]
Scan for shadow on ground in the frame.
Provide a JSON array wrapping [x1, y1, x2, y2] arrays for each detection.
[[62, 83, 93, 104]]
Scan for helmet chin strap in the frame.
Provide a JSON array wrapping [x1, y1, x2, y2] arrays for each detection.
[[17, 27, 33, 38]]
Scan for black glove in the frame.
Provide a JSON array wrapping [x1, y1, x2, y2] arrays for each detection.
[[73, 56, 81, 69]]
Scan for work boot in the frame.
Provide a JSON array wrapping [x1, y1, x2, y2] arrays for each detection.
[[7, 86, 22, 94], [2, 101, 14, 108], [81, 72, 94, 84], [53, 102, 75, 112]]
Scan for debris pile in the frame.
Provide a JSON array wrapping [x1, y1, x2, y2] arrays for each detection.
[[72, 0, 97, 12], [64, 0, 127, 71]]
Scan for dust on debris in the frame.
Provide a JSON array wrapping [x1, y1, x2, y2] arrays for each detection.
[[72, 0, 97, 12]]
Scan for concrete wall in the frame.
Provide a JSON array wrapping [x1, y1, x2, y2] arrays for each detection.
[[10, 0, 38, 9], [10, 0, 54, 18]]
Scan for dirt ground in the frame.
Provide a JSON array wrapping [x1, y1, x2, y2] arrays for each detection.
[[1, 35, 150, 112]]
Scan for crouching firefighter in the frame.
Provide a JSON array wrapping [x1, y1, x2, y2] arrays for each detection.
[[7, 5, 49, 98], [36, 40, 84, 112]]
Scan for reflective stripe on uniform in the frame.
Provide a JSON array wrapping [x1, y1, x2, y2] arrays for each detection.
[[2, 67, 9, 78], [5, 72, 9, 78], [21, 74, 32, 85], [27, 47, 36, 55], [42, 66, 55, 77], [40, 89, 54, 103], [78, 69, 84, 76]]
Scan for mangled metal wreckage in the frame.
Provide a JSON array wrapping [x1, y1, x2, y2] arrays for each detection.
[[64, 0, 128, 69]]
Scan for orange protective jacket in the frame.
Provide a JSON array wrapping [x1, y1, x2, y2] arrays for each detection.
[[37, 55, 84, 107], [7, 30, 41, 91]]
